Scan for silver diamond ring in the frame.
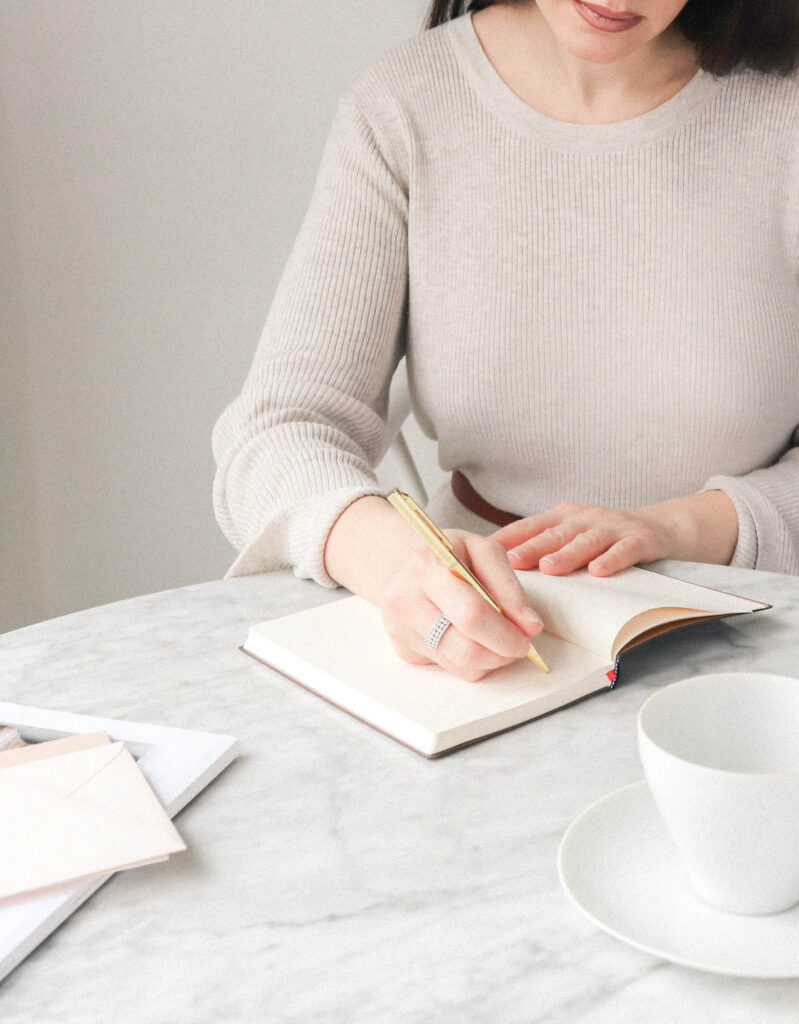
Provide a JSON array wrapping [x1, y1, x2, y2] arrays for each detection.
[[425, 613, 452, 652]]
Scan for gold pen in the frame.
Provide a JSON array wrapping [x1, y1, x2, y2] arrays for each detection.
[[386, 488, 549, 673]]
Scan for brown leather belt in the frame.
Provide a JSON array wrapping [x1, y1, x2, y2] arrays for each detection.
[[450, 470, 522, 528]]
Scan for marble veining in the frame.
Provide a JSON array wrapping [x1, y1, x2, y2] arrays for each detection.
[[0, 561, 798, 1022]]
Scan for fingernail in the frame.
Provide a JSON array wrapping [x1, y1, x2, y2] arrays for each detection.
[[508, 548, 523, 562], [520, 606, 543, 629]]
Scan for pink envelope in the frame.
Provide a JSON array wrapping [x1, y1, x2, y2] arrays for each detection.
[[0, 741, 186, 901]]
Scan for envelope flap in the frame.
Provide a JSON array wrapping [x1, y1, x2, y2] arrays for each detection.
[[0, 741, 124, 797], [0, 731, 111, 770], [0, 742, 185, 901]]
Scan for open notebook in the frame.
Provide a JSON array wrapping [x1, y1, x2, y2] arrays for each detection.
[[243, 566, 769, 757]]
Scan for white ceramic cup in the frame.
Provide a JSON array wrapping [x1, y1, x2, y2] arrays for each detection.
[[638, 672, 799, 915]]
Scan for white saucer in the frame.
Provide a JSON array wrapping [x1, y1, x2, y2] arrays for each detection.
[[558, 781, 799, 977]]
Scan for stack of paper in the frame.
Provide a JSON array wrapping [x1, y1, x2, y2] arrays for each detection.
[[0, 730, 186, 901]]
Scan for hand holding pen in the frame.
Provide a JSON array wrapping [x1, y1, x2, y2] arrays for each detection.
[[384, 489, 548, 678]]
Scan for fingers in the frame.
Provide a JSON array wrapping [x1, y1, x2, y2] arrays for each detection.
[[426, 539, 541, 659], [497, 503, 669, 576], [437, 633, 519, 682], [587, 533, 658, 576], [458, 533, 544, 639], [380, 532, 543, 683], [385, 591, 520, 682], [492, 507, 571, 551], [506, 518, 588, 570], [497, 503, 592, 570], [538, 527, 615, 574]]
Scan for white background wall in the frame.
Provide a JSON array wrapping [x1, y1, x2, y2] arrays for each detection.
[[1, 0, 445, 633]]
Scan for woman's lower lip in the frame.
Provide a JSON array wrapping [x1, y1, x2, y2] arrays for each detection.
[[572, 0, 643, 32]]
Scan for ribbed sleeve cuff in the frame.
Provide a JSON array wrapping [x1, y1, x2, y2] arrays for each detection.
[[700, 477, 758, 570], [701, 475, 799, 574], [223, 484, 387, 588]]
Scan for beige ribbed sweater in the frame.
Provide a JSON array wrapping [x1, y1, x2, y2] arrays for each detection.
[[212, 11, 799, 586]]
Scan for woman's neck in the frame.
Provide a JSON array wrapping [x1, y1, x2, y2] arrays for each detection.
[[474, 2, 701, 125]]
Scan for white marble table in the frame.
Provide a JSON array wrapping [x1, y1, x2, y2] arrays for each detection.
[[0, 561, 798, 1022]]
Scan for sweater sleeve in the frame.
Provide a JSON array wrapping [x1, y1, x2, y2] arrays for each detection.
[[703, 435, 799, 575], [212, 90, 409, 586]]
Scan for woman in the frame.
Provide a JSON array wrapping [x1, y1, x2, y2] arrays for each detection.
[[213, 0, 799, 681]]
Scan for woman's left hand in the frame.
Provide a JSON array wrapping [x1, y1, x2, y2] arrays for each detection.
[[492, 490, 739, 577]]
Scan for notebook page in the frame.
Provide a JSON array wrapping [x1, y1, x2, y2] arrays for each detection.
[[247, 597, 606, 755], [516, 566, 766, 662]]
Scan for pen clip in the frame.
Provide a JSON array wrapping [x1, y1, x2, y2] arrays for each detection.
[[386, 489, 454, 551]]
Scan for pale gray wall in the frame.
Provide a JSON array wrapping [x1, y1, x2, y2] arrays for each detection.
[[1, 0, 443, 633]]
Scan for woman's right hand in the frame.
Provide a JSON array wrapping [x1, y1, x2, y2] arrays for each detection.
[[324, 496, 544, 682], [380, 527, 545, 680]]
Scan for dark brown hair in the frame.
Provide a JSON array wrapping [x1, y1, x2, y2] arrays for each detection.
[[422, 0, 799, 75]]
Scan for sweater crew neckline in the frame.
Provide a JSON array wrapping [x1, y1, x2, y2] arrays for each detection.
[[446, 10, 724, 151]]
